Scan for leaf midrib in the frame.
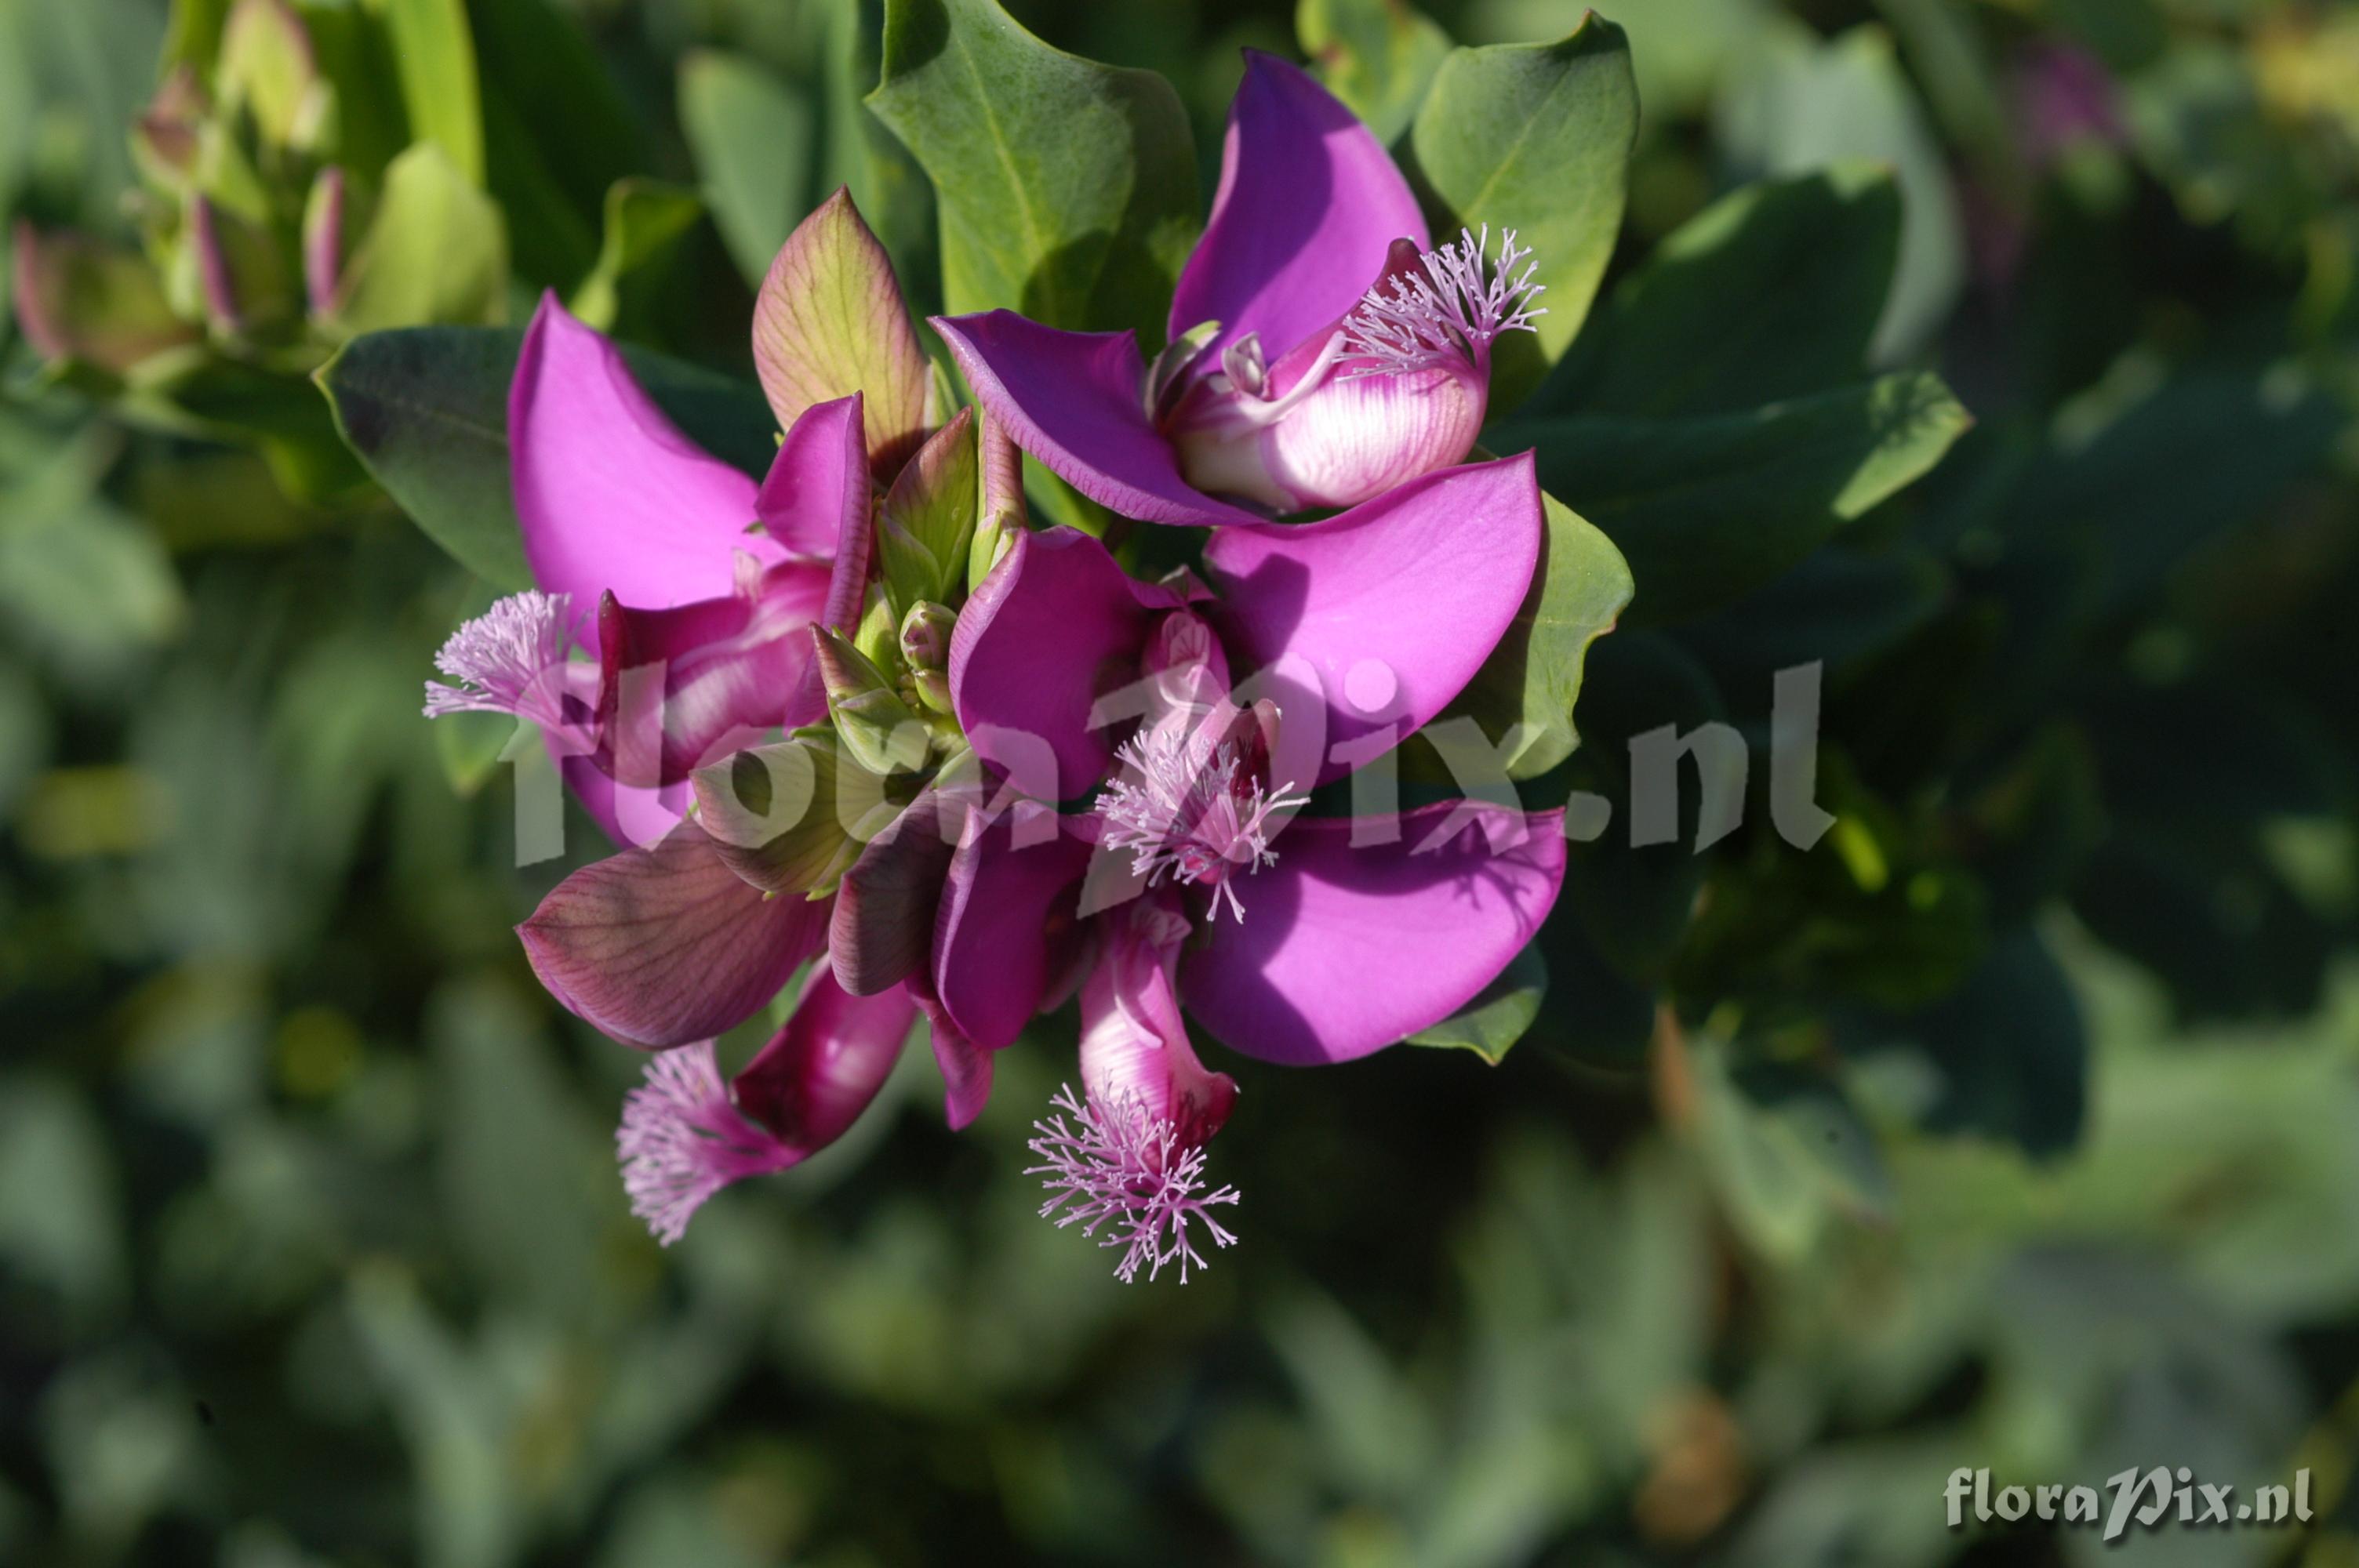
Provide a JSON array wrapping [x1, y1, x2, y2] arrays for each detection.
[[951, 20, 1054, 312]]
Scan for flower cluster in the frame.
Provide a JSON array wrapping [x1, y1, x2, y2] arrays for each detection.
[[422, 55, 1567, 1281]]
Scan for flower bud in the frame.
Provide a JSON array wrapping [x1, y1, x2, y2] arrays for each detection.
[[1170, 347, 1486, 511], [898, 599, 957, 674], [132, 68, 207, 188], [812, 626, 929, 775], [1165, 228, 1543, 513], [302, 165, 347, 319]]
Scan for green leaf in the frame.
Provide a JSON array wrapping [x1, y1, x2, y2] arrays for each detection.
[[1854, 929, 2088, 1157], [2023, 367, 2343, 615], [1408, 16, 1637, 408], [122, 350, 365, 509], [376, 0, 484, 185], [216, 0, 325, 149], [162, 0, 233, 71], [1675, 543, 1950, 691], [0, 437, 187, 680], [1440, 488, 1632, 779], [471, 0, 647, 289], [1714, 23, 1965, 363], [1675, 757, 1993, 1012], [566, 178, 705, 333], [427, 978, 609, 1317], [866, 0, 1199, 343], [812, 628, 932, 779], [2074, 820, 2337, 1024], [1406, 941, 1546, 1063], [874, 409, 979, 611], [327, 143, 509, 336], [1533, 164, 1901, 419], [1296, 0, 1450, 144], [680, 50, 816, 288], [471, 0, 642, 215], [317, 325, 776, 590], [300, 3, 412, 181], [1498, 372, 1971, 625], [1687, 1040, 1894, 1261], [1532, 910, 1658, 1068], [1554, 631, 1724, 983], [823, 0, 937, 319]]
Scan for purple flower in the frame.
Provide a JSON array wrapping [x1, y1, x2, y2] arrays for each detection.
[[932, 531, 1568, 1053], [944, 454, 1550, 817], [2017, 42, 2125, 171], [930, 53, 1544, 524], [420, 195, 977, 1244], [891, 453, 1564, 1276], [422, 290, 872, 843], [1023, 896, 1244, 1283], [618, 967, 917, 1245]]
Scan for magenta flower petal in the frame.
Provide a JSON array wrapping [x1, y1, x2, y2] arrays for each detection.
[[753, 392, 869, 561], [510, 292, 779, 622], [1203, 456, 1543, 782], [831, 783, 961, 996], [950, 526, 1187, 795], [1169, 50, 1428, 361], [932, 310, 1264, 528], [558, 752, 689, 852], [732, 967, 915, 1145], [1180, 804, 1566, 1065], [1081, 903, 1238, 1147], [594, 563, 832, 786], [912, 976, 994, 1131], [779, 391, 872, 721], [932, 802, 1095, 1051], [517, 819, 825, 1048]]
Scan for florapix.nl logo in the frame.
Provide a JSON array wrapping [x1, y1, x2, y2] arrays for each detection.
[[1946, 1466, 2315, 1543]]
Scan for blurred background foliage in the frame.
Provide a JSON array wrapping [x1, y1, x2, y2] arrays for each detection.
[[5, 0, 2359, 1563]]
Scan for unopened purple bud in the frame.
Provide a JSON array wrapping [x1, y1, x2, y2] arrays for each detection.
[[911, 666, 953, 716], [133, 67, 207, 183], [303, 165, 345, 318], [1166, 227, 1544, 513], [898, 598, 956, 673], [188, 196, 242, 336]]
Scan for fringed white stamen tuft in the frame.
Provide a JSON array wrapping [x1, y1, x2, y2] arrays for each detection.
[[1096, 719, 1307, 924], [422, 590, 576, 727], [1339, 226, 1547, 378], [1026, 1084, 1239, 1283], [616, 1042, 797, 1246]]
